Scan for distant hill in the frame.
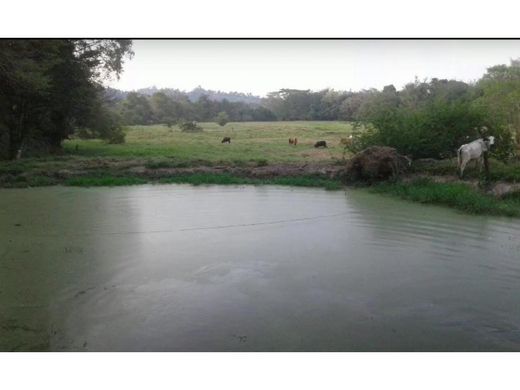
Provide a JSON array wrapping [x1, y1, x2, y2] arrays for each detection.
[[107, 86, 263, 105]]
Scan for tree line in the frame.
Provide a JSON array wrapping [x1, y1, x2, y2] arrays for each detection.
[[112, 91, 277, 126]]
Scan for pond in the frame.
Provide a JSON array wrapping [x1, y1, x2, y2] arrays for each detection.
[[1, 184, 519, 351]]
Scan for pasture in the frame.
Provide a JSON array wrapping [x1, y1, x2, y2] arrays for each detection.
[[64, 121, 354, 165]]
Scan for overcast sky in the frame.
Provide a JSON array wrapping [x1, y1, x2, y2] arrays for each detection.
[[108, 40, 520, 97]]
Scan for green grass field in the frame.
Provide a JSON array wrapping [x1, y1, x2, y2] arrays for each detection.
[[63, 121, 354, 164]]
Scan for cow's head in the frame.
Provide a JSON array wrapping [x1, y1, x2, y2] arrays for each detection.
[[483, 135, 495, 149]]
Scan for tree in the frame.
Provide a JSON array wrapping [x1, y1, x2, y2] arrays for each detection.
[[119, 92, 154, 125], [216, 111, 229, 126], [150, 91, 182, 127], [0, 39, 133, 159], [474, 59, 520, 147]]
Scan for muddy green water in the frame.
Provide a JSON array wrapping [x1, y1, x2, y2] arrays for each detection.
[[1, 185, 520, 351]]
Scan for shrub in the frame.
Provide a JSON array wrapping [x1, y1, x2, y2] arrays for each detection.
[[179, 121, 203, 132], [106, 126, 126, 144]]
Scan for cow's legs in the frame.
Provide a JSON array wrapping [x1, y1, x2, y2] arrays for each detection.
[[459, 158, 469, 178]]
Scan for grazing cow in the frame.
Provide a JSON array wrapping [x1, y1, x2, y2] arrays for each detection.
[[314, 140, 327, 148], [294, 137, 298, 146], [221, 137, 231, 144], [289, 138, 294, 145], [457, 136, 495, 178]]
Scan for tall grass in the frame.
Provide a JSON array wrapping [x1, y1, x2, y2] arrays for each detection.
[[372, 178, 520, 217]]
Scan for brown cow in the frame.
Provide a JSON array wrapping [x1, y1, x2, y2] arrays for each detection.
[[222, 137, 231, 144], [289, 138, 294, 145], [294, 137, 298, 146]]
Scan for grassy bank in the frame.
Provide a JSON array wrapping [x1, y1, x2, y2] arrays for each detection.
[[413, 157, 520, 182], [372, 178, 520, 217], [64, 173, 343, 190]]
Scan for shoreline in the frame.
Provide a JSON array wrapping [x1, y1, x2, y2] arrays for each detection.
[[1, 157, 519, 217]]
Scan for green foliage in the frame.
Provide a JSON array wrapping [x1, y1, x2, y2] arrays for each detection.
[[77, 102, 126, 144], [149, 92, 182, 127], [179, 121, 203, 132], [115, 90, 277, 126], [119, 92, 154, 125], [474, 59, 520, 148], [106, 126, 126, 144], [265, 88, 350, 121], [0, 39, 133, 159], [355, 99, 513, 160], [216, 111, 229, 126], [372, 178, 520, 217]]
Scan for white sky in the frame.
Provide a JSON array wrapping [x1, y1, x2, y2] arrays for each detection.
[[109, 40, 520, 97]]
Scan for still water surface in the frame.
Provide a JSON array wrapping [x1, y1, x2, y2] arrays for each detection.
[[1, 185, 519, 351]]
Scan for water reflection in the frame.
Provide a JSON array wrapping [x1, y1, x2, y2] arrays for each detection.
[[0, 185, 519, 351]]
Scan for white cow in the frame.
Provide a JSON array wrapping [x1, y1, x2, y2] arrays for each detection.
[[457, 136, 495, 178]]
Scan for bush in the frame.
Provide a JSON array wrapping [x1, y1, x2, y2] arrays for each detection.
[[106, 126, 126, 144], [179, 121, 203, 132], [215, 111, 229, 126], [355, 100, 514, 160]]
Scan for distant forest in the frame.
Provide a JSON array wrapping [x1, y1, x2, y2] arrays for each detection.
[[107, 73, 515, 127]]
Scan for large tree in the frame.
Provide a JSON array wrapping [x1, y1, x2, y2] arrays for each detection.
[[474, 59, 520, 145], [0, 39, 133, 159]]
